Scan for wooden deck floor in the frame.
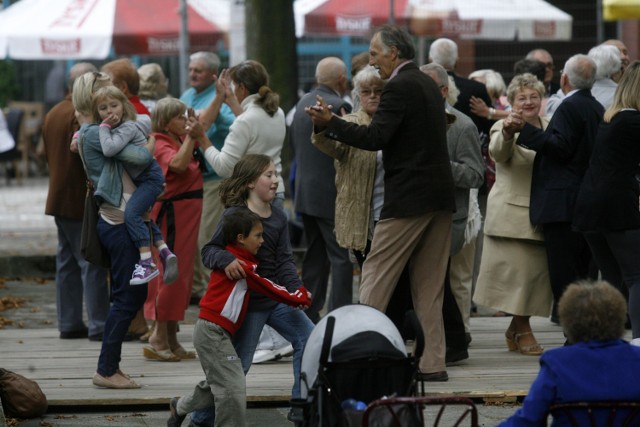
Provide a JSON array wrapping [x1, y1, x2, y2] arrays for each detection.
[[2, 316, 615, 408]]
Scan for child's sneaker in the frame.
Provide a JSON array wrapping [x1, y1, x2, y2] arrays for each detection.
[[159, 248, 179, 284], [130, 259, 160, 285]]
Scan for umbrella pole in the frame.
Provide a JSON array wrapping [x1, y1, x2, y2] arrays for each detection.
[[179, 0, 190, 95]]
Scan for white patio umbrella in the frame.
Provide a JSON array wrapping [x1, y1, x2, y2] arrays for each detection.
[[0, 0, 229, 59], [408, 0, 572, 41]]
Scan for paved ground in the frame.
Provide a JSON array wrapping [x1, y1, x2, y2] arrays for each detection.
[[0, 178, 522, 426]]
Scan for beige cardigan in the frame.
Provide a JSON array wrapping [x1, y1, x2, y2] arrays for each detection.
[[312, 110, 377, 251], [484, 117, 550, 241]]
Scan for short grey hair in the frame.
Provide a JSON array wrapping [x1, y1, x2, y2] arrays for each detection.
[[68, 62, 97, 89], [563, 54, 597, 90], [588, 44, 622, 80], [429, 38, 458, 70], [420, 63, 448, 87], [373, 25, 415, 60], [189, 51, 221, 73], [469, 69, 506, 101], [351, 65, 385, 108], [352, 65, 384, 92]]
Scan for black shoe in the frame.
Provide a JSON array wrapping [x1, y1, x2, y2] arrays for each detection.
[[167, 397, 186, 427], [189, 294, 202, 305], [417, 370, 448, 382], [88, 333, 103, 342], [287, 407, 304, 424], [60, 328, 88, 339], [445, 347, 469, 366]]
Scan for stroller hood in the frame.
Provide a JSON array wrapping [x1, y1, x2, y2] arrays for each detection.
[[300, 304, 406, 399]]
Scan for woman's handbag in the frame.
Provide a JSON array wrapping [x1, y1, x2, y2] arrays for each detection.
[[80, 181, 110, 268], [0, 368, 48, 419], [77, 135, 110, 268]]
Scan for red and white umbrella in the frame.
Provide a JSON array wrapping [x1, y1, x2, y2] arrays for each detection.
[[295, 0, 572, 41], [295, 0, 409, 37], [0, 0, 229, 59]]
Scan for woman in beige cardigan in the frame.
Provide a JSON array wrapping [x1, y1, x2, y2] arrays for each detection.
[[311, 66, 385, 265], [474, 73, 552, 356]]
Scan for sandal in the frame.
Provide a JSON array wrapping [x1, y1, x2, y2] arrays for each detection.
[[505, 330, 518, 352], [143, 345, 181, 362], [514, 332, 544, 355], [172, 346, 197, 360]]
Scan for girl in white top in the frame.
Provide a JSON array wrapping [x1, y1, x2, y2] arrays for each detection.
[[202, 60, 286, 198]]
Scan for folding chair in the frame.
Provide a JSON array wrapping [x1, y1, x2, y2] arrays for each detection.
[[362, 396, 479, 427], [548, 401, 640, 427]]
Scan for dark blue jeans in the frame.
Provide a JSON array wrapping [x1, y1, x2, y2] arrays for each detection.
[[127, 161, 164, 249], [96, 218, 148, 377]]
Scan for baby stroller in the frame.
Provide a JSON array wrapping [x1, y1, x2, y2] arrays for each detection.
[[294, 304, 424, 427]]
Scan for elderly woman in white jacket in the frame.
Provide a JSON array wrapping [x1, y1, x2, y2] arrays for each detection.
[[201, 60, 286, 205]]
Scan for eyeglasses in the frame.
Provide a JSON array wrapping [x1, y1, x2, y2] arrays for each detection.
[[360, 88, 383, 97], [545, 62, 554, 70], [514, 94, 541, 103]]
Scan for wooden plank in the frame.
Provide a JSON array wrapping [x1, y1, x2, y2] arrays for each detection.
[[0, 317, 631, 408]]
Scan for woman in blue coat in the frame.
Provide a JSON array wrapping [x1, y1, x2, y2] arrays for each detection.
[[500, 280, 640, 426]]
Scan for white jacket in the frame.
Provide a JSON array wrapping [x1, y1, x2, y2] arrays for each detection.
[[204, 93, 286, 193]]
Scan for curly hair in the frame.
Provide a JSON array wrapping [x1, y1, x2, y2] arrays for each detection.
[[559, 280, 627, 343], [219, 154, 273, 208], [506, 73, 545, 105]]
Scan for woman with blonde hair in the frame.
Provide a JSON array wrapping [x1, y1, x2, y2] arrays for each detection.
[[474, 73, 552, 356], [574, 60, 640, 338]]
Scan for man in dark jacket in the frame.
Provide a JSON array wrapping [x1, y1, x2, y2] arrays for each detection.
[[512, 54, 604, 321], [306, 25, 455, 381], [291, 57, 353, 324]]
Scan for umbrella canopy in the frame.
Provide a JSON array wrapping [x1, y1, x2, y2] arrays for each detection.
[[408, 0, 572, 40], [0, 0, 229, 59], [298, 0, 410, 37], [295, 0, 572, 41], [603, 0, 640, 21]]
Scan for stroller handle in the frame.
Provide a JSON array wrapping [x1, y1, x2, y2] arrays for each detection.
[[319, 316, 336, 366]]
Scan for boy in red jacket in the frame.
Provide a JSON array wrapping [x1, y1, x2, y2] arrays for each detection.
[[167, 209, 311, 427]]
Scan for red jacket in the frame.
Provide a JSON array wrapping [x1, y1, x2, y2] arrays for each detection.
[[199, 245, 311, 335]]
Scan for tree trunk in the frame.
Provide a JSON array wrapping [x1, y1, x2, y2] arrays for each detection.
[[244, 0, 298, 113]]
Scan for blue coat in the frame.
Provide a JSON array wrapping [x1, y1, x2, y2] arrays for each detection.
[[500, 340, 640, 426]]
